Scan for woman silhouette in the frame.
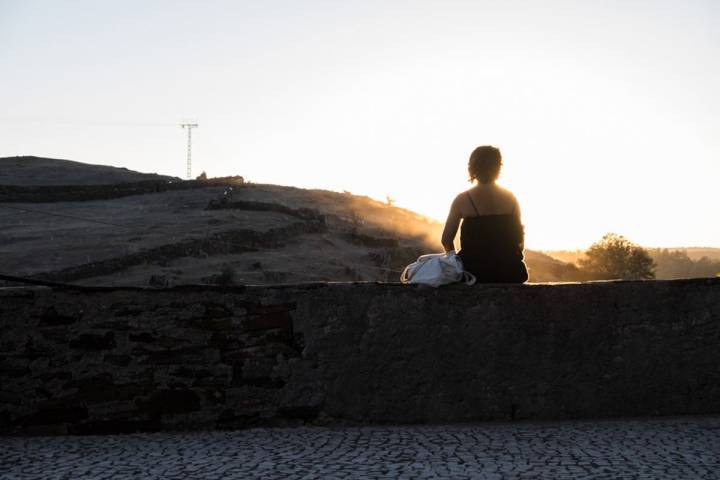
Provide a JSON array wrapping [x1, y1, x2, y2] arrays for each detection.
[[441, 146, 528, 283]]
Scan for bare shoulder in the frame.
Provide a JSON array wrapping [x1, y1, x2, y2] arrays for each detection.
[[453, 190, 470, 206], [497, 186, 519, 203], [449, 190, 472, 216]]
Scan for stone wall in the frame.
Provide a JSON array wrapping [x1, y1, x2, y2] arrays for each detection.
[[0, 176, 244, 203], [1, 278, 718, 435]]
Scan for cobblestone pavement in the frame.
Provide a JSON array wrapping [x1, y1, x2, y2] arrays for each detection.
[[2, 416, 719, 479]]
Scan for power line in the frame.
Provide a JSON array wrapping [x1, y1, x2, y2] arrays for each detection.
[[0, 118, 177, 128]]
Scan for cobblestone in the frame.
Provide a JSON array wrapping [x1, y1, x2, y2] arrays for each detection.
[[1, 416, 719, 479]]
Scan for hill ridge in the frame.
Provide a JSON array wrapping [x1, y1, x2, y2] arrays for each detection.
[[0, 155, 178, 186]]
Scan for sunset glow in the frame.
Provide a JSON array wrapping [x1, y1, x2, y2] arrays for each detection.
[[1, 1, 718, 250]]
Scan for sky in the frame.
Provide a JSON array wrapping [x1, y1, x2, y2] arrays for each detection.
[[1, 0, 718, 250]]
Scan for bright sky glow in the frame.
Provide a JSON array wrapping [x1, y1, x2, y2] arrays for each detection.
[[1, 0, 718, 249]]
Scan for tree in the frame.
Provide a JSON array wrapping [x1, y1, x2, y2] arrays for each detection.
[[578, 233, 656, 280]]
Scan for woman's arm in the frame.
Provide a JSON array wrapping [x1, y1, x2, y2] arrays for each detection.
[[441, 196, 462, 252]]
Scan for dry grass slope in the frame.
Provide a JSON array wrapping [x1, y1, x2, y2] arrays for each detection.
[[0, 157, 579, 285]]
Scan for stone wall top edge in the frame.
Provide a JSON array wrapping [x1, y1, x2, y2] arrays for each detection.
[[0, 277, 717, 297]]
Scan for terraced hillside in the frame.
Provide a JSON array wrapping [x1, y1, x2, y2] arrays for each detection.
[[0, 158, 577, 285]]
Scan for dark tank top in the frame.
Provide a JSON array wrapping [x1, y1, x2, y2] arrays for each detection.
[[458, 192, 529, 283]]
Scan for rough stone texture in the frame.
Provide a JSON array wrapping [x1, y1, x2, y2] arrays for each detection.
[[2, 417, 720, 479], [0, 278, 718, 435]]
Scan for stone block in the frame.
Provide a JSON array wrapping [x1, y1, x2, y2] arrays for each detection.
[[135, 346, 216, 365], [104, 354, 132, 366], [129, 332, 158, 343], [137, 389, 201, 415], [244, 302, 295, 332], [15, 405, 88, 426], [69, 332, 116, 351], [69, 416, 161, 435], [38, 306, 79, 326]]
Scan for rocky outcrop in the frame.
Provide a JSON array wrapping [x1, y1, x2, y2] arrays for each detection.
[[1, 278, 718, 435]]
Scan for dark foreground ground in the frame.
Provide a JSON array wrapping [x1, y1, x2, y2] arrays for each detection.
[[2, 416, 719, 480]]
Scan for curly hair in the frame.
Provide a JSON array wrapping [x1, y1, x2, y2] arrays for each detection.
[[468, 145, 502, 184]]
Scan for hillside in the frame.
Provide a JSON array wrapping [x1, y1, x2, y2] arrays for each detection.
[[0, 156, 177, 186], [544, 248, 720, 280], [545, 248, 720, 265], [0, 159, 579, 286], [681, 248, 720, 261]]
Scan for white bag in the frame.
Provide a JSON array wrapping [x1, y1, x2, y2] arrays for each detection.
[[400, 251, 476, 287]]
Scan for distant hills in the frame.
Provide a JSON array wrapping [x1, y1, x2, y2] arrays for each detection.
[[545, 248, 720, 264], [680, 248, 720, 261], [544, 248, 720, 280]]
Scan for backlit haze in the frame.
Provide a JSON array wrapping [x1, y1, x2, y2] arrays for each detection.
[[1, 0, 718, 250]]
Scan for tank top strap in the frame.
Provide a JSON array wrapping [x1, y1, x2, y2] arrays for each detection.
[[466, 192, 481, 217]]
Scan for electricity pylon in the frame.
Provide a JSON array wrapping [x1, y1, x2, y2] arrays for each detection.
[[181, 122, 198, 179]]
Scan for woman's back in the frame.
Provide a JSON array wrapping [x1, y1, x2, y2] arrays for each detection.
[[457, 184, 516, 217], [462, 224, 526, 285], [441, 145, 528, 284], [459, 187, 527, 283]]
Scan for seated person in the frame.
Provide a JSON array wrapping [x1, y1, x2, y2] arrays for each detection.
[[441, 145, 528, 283]]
